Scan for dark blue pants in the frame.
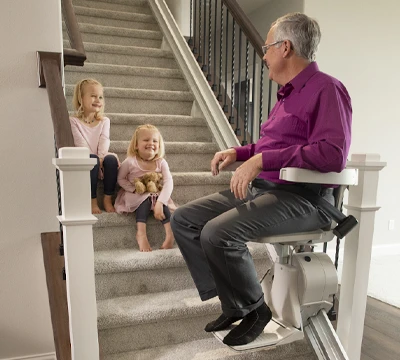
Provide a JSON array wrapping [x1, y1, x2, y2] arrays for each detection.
[[90, 154, 118, 198], [136, 197, 171, 224]]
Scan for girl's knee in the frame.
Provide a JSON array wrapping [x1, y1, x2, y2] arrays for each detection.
[[103, 155, 118, 168], [90, 154, 100, 165]]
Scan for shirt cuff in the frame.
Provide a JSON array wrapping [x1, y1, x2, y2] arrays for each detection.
[[261, 150, 283, 171], [234, 146, 251, 161]]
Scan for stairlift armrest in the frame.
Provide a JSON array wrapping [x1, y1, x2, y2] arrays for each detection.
[[279, 167, 358, 186]]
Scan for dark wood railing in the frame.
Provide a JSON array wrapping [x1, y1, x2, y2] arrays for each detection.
[[62, 0, 86, 66], [187, 0, 272, 145]]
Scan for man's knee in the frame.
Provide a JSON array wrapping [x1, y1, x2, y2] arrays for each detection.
[[200, 221, 229, 249]]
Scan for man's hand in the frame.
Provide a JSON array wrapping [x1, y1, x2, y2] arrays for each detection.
[[211, 149, 237, 176], [154, 201, 165, 221], [230, 154, 263, 200]]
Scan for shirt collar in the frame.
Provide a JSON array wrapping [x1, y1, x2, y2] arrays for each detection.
[[289, 61, 319, 91], [277, 62, 319, 100]]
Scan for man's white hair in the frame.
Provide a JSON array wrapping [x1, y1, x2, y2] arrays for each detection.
[[272, 12, 321, 62]]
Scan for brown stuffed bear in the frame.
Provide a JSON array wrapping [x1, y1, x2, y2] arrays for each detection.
[[133, 172, 163, 194]]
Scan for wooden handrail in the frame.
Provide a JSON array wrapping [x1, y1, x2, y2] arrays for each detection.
[[222, 0, 265, 58], [62, 0, 86, 66], [37, 51, 75, 149], [41, 232, 71, 360]]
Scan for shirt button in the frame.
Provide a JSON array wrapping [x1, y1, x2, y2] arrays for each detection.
[[282, 99, 285, 102], [272, 116, 276, 120]]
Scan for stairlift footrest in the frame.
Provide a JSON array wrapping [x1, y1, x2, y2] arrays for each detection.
[[213, 319, 304, 351]]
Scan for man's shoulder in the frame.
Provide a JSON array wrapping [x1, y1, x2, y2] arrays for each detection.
[[311, 70, 347, 91]]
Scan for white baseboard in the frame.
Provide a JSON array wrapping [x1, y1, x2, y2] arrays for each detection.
[[2, 353, 56, 360]]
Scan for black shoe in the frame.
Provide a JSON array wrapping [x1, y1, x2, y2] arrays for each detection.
[[204, 313, 243, 332], [223, 302, 272, 346]]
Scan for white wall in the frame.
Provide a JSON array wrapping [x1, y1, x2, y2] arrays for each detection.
[[165, 0, 191, 36], [0, 0, 62, 358], [303, 0, 400, 306]]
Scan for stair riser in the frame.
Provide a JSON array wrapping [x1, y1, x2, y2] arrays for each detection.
[[73, 0, 151, 14], [66, 96, 193, 115], [114, 152, 213, 172], [93, 185, 229, 250], [65, 31, 162, 48], [65, 70, 188, 91], [85, 51, 178, 68], [99, 315, 217, 354], [111, 124, 210, 142], [76, 15, 159, 31], [96, 258, 269, 300]]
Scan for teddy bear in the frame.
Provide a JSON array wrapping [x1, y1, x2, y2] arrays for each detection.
[[133, 172, 163, 194]]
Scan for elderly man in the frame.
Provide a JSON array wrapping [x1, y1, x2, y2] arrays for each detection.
[[170, 12, 352, 346]]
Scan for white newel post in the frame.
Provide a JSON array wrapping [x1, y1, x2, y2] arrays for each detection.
[[53, 147, 100, 360], [336, 154, 386, 360]]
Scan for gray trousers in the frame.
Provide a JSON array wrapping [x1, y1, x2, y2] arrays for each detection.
[[170, 179, 333, 318]]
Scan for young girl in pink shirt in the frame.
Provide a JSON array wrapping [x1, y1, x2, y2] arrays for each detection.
[[115, 125, 175, 252], [69, 78, 119, 214]]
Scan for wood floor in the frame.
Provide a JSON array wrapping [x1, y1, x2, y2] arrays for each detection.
[[361, 297, 400, 360]]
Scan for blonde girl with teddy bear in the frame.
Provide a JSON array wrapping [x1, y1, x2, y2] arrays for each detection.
[[115, 124, 176, 252]]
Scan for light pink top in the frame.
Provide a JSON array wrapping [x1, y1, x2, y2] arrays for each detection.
[[114, 156, 175, 213], [69, 116, 111, 158]]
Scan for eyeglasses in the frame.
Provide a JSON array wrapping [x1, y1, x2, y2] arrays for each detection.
[[262, 40, 284, 55]]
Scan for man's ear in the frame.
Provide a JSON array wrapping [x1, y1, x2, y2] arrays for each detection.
[[282, 40, 292, 58]]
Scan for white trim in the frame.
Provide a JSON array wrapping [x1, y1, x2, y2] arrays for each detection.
[[3, 353, 56, 360]]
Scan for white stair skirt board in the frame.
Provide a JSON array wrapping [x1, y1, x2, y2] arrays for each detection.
[[3, 353, 56, 360], [213, 318, 304, 351]]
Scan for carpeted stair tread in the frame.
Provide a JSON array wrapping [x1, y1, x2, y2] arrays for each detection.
[[73, 0, 152, 14], [65, 63, 184, 79], [107, 114, 206, 126], [73, 5, 157, 24], [64, 40, 175, 59], [97, 288, 221, 329], [65, 85, 193, 101], [95, 243, 269, 274], [102, 337, 317, 360], [64, 22, 162, 40], [110, 141, 218, 154]]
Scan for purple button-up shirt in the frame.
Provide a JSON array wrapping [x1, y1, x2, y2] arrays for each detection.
[[234, 62, 352, 184]]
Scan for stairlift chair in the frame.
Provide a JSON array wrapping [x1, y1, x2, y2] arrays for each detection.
[[213, 166, 359, 360]]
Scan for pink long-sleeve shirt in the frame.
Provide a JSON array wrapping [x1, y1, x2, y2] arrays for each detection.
[[114, 156, 174, 213], [234, 62, 352, 184], [69, 116, 111, 158]]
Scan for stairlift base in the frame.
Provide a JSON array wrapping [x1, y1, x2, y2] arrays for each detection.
[[212, 318, 304, 351]]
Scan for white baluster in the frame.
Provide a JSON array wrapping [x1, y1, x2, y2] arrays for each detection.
[[337, 153, 386, 360], [53, 147, 99, 360]]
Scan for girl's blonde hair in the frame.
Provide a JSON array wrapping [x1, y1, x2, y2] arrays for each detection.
[[127, 124, 165, 161], [72, 78, 104, 121]]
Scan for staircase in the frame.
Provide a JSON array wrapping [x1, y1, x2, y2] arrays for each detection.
[[63, 0, 317, 358]]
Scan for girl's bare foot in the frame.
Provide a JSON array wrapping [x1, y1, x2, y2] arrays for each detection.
[[160, 223, 174, 249], [136, 232, 152, 252], [91, 198, 101, 214], [103, 195, 115, 213]]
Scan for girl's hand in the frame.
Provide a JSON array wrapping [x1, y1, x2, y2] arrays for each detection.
[[99, 157, 104, 170], [154, 201, 165, 221]]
